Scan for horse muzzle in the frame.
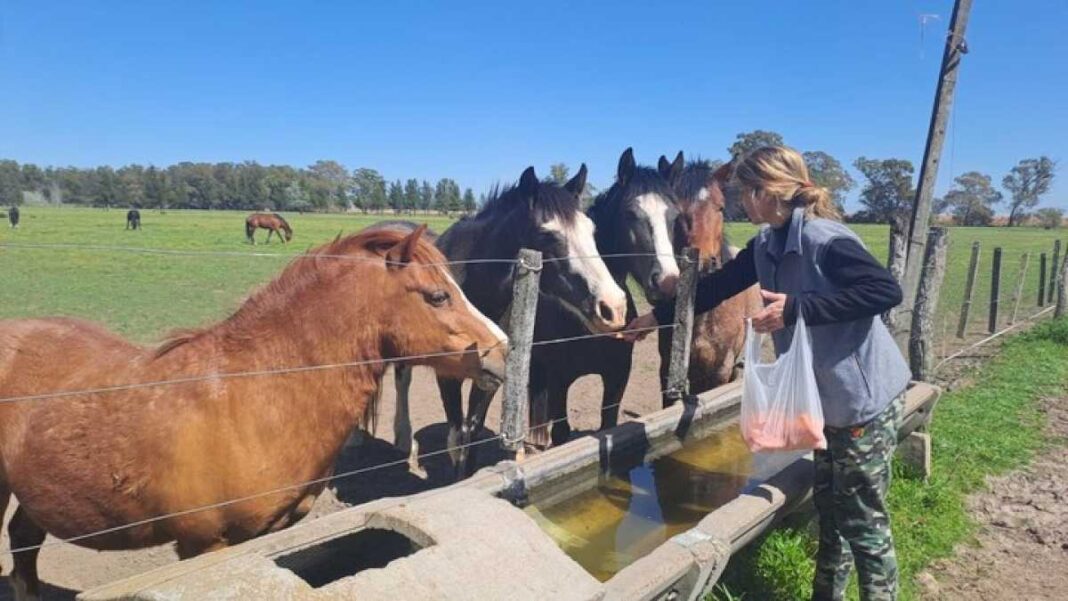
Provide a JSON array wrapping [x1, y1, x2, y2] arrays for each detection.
[[475, 350, 507, 391]]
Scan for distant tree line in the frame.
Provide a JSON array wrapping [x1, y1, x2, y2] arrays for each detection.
[[1, 132, 1058, 226], [0, 159, 478, 215]]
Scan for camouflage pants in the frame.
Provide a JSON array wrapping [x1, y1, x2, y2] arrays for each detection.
[[811, 394, 903, 601]]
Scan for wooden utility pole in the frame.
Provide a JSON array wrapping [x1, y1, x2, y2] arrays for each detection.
[[897, 0, 973, 349], [910, 227, 949, 380]]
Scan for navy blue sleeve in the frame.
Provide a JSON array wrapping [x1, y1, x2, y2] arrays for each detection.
[[653, 239, 759, 325], [782, 237, 902, 326]]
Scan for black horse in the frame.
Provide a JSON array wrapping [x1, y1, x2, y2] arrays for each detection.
[[126, 209, 141, 230], [528, 148, 683, 447], [8, 206, 19, 229], [392, 165, 628, 477]]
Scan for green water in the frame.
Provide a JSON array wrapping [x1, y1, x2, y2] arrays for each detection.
[[526, 425, 802, 581]]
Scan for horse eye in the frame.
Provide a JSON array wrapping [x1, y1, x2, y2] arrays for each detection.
[[426, 290, 450, 307]]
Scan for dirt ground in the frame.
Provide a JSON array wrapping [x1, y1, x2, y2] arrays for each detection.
[[918, 397, 1068, 600], [0, 336, 669, 599]]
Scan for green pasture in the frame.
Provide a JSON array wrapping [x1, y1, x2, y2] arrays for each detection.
[[1, 206, 1066, 345]]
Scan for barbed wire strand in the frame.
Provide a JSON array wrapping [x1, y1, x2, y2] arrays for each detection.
[[0, 324, 672, 405], [4, 394, 637, 555], [934, 304, 1055, 371]]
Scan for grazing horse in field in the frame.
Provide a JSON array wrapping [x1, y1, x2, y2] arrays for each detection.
[[8, 206, 19, 229], [529, 147, 683, 447], [125, 209, 141, 230], [657, 153, 762, 396], [393, 165, 628, 477], [245, 212, 292, 244], [0, 226, 506, 600]]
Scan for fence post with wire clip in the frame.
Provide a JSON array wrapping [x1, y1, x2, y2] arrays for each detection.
[[663, 246, 699, 408], [500, 248, 542, 458]]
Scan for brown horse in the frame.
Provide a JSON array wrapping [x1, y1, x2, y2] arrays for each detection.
[[658, 153, 762, 395], [246, 212, 292, 244], [0, 225, 506, 600]]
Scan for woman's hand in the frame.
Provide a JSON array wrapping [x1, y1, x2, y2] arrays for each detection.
[[752, 290, 788, 333], [619, 312, 659, 342]]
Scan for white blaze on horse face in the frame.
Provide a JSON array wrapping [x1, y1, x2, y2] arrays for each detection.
[[697, 187, 710, 202], [442, 270, 508, 345], [542, 215, 627, 327], [635, 193, 681, 293]]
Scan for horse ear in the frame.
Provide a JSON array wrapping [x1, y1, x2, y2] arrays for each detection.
[[617, 148, 636, 184], [519, 166, 539, 204], [657, 155, 671, 179], [712, 161, 733, 184], [668, 151, 685, 184], [385, 224, 427, 268], [565, 163, 588, 196]]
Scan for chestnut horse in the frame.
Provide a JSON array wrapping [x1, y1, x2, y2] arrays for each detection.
[[0, 225, 506, 600], [245, 212, 292, 244], [657, 153, 762, 395]]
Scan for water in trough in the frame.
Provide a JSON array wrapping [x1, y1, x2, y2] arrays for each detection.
[[526, 424, 803, 581]]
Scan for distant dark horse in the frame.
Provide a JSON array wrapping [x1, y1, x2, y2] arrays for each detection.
[[8, 206, 19, 229], [392, 165, 628, 477], [126, 209, 141, 230], [528, 147, 683, 447], [657, 153, 762, 395], [246, 212, 292, 244]]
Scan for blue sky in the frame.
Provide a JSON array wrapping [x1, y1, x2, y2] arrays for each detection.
[[1, 1, 1065, 211]]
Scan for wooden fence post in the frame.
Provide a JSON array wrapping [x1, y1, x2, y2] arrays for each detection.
[[1009, 253, 1030, 325], [1049, 240, 1062, 304], [956, 241, 981, 338], [988, 247, 1002, 334], [663, 247, 699, 408], [909, 227, 949, 381], [884, 215, 909, 332], [1039, 253, 1047, 307], [500, 249, 542, 456], [1056, 254, 1068, 318]]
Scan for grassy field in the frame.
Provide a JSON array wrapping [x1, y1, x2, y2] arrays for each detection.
[[1, 206, 1066, 351]]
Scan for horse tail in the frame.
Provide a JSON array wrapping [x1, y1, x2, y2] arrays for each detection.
[[363, 378, 381, 436]]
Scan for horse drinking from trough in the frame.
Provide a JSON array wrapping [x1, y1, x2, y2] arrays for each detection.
[[245, 212, 292, 244], [392, 165, 628, 478], [126, 209, 141, 230], [527, 147, 684, 447], [0, 225, 507, 600], [656, 153, 762, 396]]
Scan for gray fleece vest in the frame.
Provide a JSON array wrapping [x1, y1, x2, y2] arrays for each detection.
[[753, 209, 911, 428]]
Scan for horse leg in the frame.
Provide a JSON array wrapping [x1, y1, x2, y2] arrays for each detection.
[[8, 508, 46, 601], [392, 365, 425, 477], [265, 229, 273, 244], [600, 369, 629, 432], [457, 385, 499, 478], [437, 377, 465, 472], [547, 377, 573, 447], [527, 366, 551, 449]]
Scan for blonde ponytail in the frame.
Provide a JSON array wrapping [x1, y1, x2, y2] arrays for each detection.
[[734, 145, 841, 221]]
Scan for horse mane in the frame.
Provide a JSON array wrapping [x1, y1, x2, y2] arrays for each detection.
[[674, 159, 722, 204], [591, 165, 673, 214], [478, 180, 580, 226], [272, 213, 291, 229], [155, 228, 441, 358]]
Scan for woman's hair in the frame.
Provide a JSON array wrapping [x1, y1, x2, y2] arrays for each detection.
[[733, 145, 841, 221]]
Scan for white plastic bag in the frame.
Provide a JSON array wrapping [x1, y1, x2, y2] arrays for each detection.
[[741, 315, 827, 452]]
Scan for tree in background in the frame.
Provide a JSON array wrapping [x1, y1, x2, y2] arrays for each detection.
[[434, 178, 460, 215], [727, 130, 785, 160], [803, 150, 855, 215], [851, 157, 915, 223], [549, 163, 569, 185], [419, 180, 434, 212], [1036, 207, 1064, 229], [0, 160, 22, 206], [388, 180, 404, 213], [403, 179, 420, 213], [307, 160, 351, 209], [351, 168, 387, 213], [1003, 157, 1056, 226], [944, 171, 1002, 226], [462, 188, 477, 214]]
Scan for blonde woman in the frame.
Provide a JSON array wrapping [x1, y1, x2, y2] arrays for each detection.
[[625, 146, 910, 601]]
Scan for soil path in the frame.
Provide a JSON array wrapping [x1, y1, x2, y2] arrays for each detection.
[[920, 397, 1068, 600], [0, 334, 669, 599]]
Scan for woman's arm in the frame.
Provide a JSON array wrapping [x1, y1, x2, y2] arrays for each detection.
[[651, 239, 760, 326], [783, 237, 902, 326]]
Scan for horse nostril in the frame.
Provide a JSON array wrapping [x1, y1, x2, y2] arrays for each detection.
[[597, 300, 617, 325]]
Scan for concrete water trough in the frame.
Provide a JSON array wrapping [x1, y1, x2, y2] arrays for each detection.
[[81, 381, 940, 601]]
